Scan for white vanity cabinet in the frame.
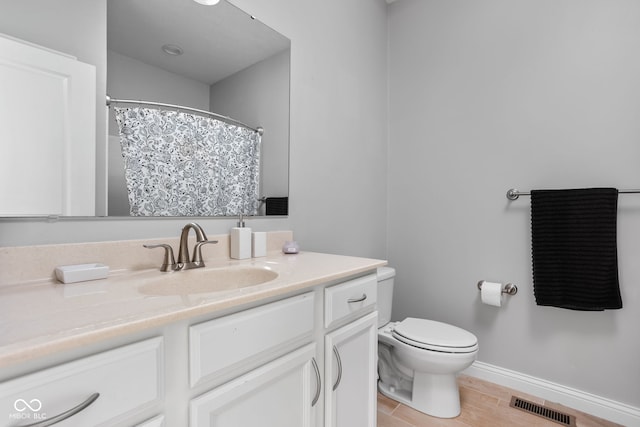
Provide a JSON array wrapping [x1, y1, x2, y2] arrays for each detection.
[[188, 292, 319, 427], [186, 273, 380, 427], [0, 265, 383, 427], [187, 273, 379, 427], [0, 337, 163, 427], [323, 274, 379, 427]]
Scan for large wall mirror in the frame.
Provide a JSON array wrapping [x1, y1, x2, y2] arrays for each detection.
[[0, 0, 290, 218]]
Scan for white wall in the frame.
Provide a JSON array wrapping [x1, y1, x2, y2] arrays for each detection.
[[387, 0, 640, 407], [0, 0, 389, 262]]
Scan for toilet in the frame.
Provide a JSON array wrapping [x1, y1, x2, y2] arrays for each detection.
[[377, 267, 478, 418]]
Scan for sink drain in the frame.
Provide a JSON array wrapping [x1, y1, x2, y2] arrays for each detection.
[[509, 396, 576, 426]]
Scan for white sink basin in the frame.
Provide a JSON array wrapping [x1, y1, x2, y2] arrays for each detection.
[[138, 266, 278, 296]]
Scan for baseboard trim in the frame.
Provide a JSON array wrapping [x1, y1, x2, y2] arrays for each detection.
[[463, 361, 640, 427]]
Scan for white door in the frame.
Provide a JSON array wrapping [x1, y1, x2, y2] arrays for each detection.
[[0, 34, 96, 216], [190, 344, 319, 427], [325, 312, 378, 427]]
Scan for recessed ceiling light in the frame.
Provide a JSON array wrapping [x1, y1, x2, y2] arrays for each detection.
[[162, 44, 184, 56], [193, 0, 220, 5]]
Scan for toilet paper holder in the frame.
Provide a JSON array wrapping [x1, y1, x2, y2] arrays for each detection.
[[477, 281, 518, 295]]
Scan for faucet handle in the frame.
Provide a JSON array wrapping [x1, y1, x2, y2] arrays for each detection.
[[144, 244, 177, 272], [192, 240, 219, 267]]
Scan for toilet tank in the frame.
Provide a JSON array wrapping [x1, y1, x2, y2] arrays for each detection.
[[377, 267, 395, 328]]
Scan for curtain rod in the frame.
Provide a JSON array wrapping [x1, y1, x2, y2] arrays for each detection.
[[106, 95, 264, 136], [506, 188, 640, 200]]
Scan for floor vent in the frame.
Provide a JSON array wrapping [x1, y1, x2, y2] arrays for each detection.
[[509, 396, 577, 427]]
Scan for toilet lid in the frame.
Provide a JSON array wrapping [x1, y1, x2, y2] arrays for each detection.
[[392, 318, 478, 353]]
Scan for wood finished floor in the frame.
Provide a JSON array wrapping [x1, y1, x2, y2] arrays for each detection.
[[377, 375, 623, 427]]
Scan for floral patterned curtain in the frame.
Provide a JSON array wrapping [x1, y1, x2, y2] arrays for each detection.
[[114, 107, 261, 216]]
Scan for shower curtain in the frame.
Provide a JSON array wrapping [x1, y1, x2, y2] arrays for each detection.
[[114, 107, 261, 216]]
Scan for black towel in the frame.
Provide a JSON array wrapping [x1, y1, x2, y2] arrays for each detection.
[[265, 197, 288, 215], [530, 188, 622, 311]]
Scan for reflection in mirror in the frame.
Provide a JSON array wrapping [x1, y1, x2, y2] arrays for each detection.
[[0, 0, 290, 218], [107, 0, 290, 217]]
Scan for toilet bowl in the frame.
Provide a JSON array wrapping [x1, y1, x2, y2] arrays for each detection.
[[377, 267, 478, 418]]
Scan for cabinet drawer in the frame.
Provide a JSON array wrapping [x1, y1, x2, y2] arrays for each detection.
[[0, 337, 163, 427], [324, 273, 377, 328], [189, 292, 314, 387]]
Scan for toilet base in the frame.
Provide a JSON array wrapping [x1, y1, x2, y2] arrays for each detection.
[[378, 372, 462, 418]]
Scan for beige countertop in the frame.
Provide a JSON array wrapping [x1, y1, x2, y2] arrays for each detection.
[[0, 251, 386, 368]]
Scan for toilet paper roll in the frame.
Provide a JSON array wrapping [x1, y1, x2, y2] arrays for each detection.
[[481, 281, 503, 307]]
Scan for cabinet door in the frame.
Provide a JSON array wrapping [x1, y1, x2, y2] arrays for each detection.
[[325, 312, 378, 427], [190, 344, 319, 427]]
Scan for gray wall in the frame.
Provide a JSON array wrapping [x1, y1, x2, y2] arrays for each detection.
[[107, 50, 211, 120], [0, 0, 389, 262], [209, 50, 291, 200], [387, 0, 640, 406]]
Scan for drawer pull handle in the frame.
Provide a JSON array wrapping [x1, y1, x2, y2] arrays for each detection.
[[332, 345, 343, 391], [21, 393, 99, 427], [311, 358, 321, 407], [347, 294, 367, 303]]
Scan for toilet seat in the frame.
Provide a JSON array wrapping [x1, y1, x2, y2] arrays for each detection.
[[392, 318, 478, 354]]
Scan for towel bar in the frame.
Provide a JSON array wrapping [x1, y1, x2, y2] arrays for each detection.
[[477, 281, 518, 295], [506, 188, 640, 200]]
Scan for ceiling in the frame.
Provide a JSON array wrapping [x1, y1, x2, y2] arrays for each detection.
[[107, 0, 290, 85]]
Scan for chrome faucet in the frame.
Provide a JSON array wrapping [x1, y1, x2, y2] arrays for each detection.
[[145, 222, 218, 272]]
